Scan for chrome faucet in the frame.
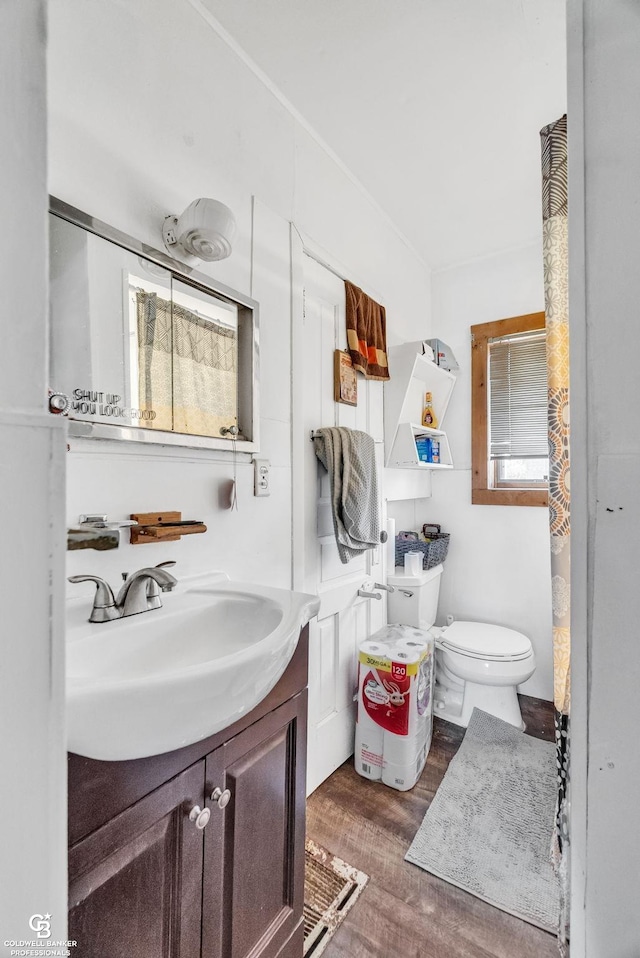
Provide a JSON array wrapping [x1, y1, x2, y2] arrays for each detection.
[[69, 561, 178, 623]]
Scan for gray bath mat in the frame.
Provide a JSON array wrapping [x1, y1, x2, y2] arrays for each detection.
[[405, 708, 560, 932]]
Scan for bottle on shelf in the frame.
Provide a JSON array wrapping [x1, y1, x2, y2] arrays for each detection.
[[421, 392, 438, 429]]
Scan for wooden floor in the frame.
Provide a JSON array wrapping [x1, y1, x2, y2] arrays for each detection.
[[306, 696, 558, 958]]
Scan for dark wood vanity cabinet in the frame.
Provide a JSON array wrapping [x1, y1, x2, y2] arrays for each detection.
[[69, 761, 205, 957], [68, 628, 308, 958], [202, 695, 306, 958]]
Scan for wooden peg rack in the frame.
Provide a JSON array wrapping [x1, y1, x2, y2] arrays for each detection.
[[129, 511, 207, 545]]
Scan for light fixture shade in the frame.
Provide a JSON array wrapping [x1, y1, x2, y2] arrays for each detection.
[[163, 198, 236, 263]]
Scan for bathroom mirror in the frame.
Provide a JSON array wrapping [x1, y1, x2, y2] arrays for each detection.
[[48, 197, 259, 452]]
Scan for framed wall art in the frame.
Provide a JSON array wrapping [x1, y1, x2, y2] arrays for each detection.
[[334, 350, 358, 406]]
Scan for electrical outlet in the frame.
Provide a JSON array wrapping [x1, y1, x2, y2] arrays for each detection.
[[253, 458, 270, 497]]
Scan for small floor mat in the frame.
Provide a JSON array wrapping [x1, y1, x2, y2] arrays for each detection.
[[303, 839, 369, 957], [405, 708, 560, 933]]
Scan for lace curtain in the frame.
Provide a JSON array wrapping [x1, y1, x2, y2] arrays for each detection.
[[136, 291, 237, 437]]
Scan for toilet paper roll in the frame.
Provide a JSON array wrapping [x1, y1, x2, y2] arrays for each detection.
[[383, 727, 422, 768], [355, 658, 385, 780], [396, 635, 432, 655], [381, 754, 424, 792], [358, 639, 390, 657], [391, 648, 421, 668], [384, 646, 433, 769], [404, 551, 423, 576], [354, 715, 383, 781]]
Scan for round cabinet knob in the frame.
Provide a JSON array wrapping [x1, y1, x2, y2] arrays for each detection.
[[211, 787, 232, 809], [188, 805, 211, 830]]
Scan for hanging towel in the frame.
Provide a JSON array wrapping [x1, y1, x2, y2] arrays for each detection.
[[313, 427, 380, 564], [345, 281, 390, 381]]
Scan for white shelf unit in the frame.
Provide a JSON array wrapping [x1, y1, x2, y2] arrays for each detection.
[[384, 344, 456, 469]]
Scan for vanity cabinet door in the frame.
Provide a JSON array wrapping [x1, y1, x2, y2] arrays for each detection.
[[68, 761, 205, 958], [202, 692, 307, 958]]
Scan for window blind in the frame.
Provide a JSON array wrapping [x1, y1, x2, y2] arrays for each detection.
[[488, 330, 548, 460]]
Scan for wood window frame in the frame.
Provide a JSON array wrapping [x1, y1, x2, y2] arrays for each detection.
[[471, 311, 549, 507]]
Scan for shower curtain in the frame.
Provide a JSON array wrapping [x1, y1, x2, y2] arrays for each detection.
[[540, 114, 570, 952]]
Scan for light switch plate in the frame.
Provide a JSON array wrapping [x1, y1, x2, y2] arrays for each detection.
[[253, 458, 270, 497]]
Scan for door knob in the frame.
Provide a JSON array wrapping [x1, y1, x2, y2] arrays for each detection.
[[211, 787, 232, 809], [188, 805, 211, 829]]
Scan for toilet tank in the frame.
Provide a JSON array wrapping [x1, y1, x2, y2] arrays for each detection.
[[387, 563, 443, 630]]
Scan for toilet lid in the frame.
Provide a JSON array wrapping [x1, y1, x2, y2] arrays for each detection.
[[440, 621, 532, 661]]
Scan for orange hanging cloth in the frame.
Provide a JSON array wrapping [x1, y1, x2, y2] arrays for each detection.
[[345, 281, 390, 381]]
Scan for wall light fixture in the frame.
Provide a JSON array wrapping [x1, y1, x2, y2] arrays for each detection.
[[162, 197, 236, 264]]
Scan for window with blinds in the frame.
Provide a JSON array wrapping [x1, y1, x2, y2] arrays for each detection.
[[471, 312, 548, 506], [488, 329, 548, 470]]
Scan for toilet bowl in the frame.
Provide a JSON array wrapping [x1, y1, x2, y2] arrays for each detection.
[[433, 621, 535, 729], [386, 565, 535, 730]]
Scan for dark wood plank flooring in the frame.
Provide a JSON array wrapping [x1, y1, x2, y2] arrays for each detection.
[[306, 695, 558, 958]]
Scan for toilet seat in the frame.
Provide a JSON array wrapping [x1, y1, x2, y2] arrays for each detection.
[[439, 621, 532, 663]]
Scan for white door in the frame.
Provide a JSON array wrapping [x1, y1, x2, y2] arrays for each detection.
[[299, 254, 386, 795]]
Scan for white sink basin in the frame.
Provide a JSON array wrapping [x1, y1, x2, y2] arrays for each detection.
[[66, 573, 319, 761]]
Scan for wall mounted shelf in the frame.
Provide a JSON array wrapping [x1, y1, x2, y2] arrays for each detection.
[[130, 511, 207, 545], [384, 344, 456, 470]]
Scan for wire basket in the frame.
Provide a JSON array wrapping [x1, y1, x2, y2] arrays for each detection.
[[395, 524, 450, 570]]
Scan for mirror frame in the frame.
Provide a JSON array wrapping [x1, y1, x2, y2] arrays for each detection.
[[49, 196, 259, 453]]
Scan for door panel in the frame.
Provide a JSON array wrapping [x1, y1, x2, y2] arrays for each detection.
[[302, 255, 386, 794], [312, 616, 338, 724], [68, 762, 204, 958], [202, 695, 306, 958]]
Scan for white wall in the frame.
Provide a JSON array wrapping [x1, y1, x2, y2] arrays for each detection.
[[48, 0, 431, 597], [568, 2, 640, 954], [0, 1, 68, 945], [425, 245, 554, 700]]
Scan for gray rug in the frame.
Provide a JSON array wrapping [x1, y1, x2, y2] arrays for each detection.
[[405, 708, 560, 933]]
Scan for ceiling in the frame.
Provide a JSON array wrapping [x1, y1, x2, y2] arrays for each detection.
[[203, 0, 567, 270]]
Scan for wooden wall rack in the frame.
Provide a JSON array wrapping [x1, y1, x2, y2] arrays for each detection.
[[129, 511, 207, 545]]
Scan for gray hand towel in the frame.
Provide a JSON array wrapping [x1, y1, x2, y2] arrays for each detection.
[[313, 427, 380, 564]]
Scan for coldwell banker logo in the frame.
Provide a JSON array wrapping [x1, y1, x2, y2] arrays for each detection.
[[3, 913, 77, 956], [28, 915, 51, 939]]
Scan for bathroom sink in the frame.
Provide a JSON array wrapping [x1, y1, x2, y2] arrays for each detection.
[[66, 573, 319, 761]]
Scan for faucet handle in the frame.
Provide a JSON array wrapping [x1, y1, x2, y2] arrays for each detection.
[[68, 575, 115, 605], [153, 561, 177, 591], [145, 562, 178, 604], [68, 575, 119, 623]]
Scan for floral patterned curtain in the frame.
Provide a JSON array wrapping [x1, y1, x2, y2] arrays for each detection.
[[540, 114, 570, 953]]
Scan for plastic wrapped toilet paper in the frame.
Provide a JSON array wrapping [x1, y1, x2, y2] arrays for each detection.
[[355, 626, 435, 791]]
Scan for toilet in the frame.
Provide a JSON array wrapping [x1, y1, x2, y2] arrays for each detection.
[[386, 564, 535, 730]]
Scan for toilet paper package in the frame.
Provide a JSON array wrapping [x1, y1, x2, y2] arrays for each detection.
[[355, 625, 434, 790]]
